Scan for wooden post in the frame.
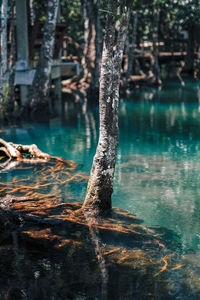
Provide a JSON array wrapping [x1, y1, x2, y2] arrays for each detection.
[[16, 0, 29, 105]]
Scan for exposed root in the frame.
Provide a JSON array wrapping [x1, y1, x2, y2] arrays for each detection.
[[154, 253, 175, 277], [0, 138, 50, 161]]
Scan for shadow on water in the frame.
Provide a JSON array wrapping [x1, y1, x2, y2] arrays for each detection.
[[0, 159, 199, 300]]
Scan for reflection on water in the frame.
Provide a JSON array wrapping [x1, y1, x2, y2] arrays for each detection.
[[114, 83, 200, 253], [1, 80, 200, 298]]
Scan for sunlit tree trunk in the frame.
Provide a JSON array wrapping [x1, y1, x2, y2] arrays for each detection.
[[126, 11, 137, 82], [0, 0, 8, 102], [28, 0, 59, 115], [83, 0, 131, 213]]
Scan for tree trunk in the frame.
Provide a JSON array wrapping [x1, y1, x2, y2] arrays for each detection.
[[6, 0, 16, 113], [0, 0, 8, 102], [29, 0, 36, 26], [81, 0, 96, 81], [83, 0, 131, 213], [184, 24, 195, 74], [27, 0, 59, 115], [152, 8, 162, 85], [126, 12, 138, 82], [90, 0, 101, 91]]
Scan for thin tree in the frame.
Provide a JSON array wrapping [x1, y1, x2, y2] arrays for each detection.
[[90, 0, 101, 93], [151, 1, 162, 85], [6, 0, 16, 113], [27, 0, 60, 115], [29, 0, 36, 26], [0, 0, 8, 102], [125, 11, 138, 83], [83, 0, 132, 213], [81, 0, 96, 81]]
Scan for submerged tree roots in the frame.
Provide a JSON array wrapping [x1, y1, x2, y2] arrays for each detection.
[[0, 139, 191, 298]]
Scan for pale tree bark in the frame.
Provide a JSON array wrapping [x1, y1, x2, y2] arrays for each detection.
[[27, 0, 59, 115], [126, 11, 138, 82], [83, 0, 131, 213], [0, 0, 8, 102]]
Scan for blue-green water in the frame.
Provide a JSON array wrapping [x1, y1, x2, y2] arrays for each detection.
[[1, 80, 200, 298]]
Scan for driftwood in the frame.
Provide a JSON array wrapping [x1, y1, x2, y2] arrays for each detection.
[[0, 138, 50, 160]]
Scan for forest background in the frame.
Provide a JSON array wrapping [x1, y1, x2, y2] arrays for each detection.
[[0, 0, 200, 121]]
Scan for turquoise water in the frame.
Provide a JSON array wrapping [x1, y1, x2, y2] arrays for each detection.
[[2, 81, 200, 250], [1, 80, 200, 298]]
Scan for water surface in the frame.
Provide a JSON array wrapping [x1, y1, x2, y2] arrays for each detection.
[[1, 80, 200, 298]]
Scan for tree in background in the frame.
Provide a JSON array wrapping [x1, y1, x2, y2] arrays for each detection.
[[6, 0, 16, 114], [125, 10, 138, 83], [81, 0, 103, 101], [81, 0, 96, 81], [151, 0, 162, 85], [90, 0, 101, 94], [27, 0, 60, 116], [83, 0, 132, 213], [0, 0, 8, 105]]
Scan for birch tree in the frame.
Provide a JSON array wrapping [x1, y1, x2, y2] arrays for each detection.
[[83, 0, 132, 213], [28, 0, 60, 115], [0, 0, 8, 103]]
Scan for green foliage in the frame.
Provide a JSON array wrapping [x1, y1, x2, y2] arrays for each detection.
[[61, 0, 84, 43]]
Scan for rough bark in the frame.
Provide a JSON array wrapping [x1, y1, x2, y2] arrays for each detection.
[[0, 0, 8, 102], [27, 0, 59, 115], [126, 12, 138, 82], [83, 0, 131, 213]]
